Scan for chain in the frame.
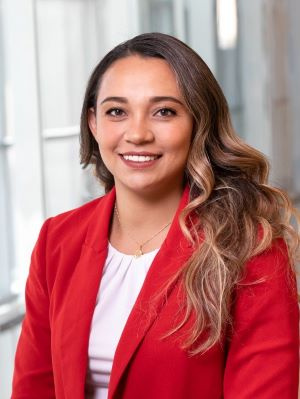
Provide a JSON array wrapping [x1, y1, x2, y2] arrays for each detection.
[[114, 203, 171, 258]]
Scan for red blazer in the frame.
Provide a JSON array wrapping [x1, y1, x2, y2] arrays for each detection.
[[12, 187, 299, 398]]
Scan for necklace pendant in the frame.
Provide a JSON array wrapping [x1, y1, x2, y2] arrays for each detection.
[[134, 247, 143, 258]]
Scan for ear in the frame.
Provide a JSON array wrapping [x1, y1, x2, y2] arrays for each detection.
[[88, 108, 97, 138]]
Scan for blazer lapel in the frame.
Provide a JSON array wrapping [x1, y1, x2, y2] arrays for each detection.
[[109, 186, 193, 398], [59, 188, 116, 398]]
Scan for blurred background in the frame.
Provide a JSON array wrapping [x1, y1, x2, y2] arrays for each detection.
[[0, 0, 299, 397]]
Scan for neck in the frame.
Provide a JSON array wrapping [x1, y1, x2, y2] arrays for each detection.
[[109, 183, 185, 254], [114, 183, 184, 229]]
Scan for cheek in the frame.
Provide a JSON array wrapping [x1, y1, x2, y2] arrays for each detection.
[[95, 129, 115, 149], [167, 126, 192, 155], [97, 120, 124, 147]]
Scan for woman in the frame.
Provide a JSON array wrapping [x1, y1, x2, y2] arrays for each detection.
[[12, 33, 299, 399]]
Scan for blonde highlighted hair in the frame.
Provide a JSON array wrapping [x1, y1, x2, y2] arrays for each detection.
[[80, 32, 299, 355]]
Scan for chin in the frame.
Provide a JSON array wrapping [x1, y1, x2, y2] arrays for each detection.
[[128, 181, 160, 192], [125, 179, 183, 198]]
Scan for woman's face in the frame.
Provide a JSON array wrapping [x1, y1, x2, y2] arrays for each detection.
[[88, 55, 193, 196]]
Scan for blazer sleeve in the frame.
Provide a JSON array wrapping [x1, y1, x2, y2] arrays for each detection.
[[223, 239, 299, 398], [11, 218, 55, 399]]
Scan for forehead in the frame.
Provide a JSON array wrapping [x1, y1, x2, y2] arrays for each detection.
[[97, 55, 182, 100]]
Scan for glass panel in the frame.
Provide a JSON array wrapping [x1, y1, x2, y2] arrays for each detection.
[[0, 149, 13, 300], [0, 2, 14, 301], [36, 0, 98, 129], [140, 0, 175, 34], [44, 136, 85, 216], [0, 325, 21, 398], [215, 0, 242, 136], [43, 136, 104, 217]]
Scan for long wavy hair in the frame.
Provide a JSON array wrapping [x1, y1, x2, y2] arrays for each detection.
[[80, 32, 299, 355]]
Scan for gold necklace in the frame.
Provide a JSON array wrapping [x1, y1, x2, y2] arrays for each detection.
[[114, 203, 172, 258]]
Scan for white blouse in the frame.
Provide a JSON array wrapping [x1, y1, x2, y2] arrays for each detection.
[[85, 242, 159, 399]]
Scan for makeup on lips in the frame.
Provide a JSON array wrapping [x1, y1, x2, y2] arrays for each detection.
[[119, 152, 162, 168]]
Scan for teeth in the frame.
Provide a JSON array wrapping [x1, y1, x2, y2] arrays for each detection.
[[122, 155, 158, 162]]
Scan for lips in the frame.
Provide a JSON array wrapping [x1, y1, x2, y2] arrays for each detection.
[[119, 152, 162, 163], [118, 152, 162, 168]]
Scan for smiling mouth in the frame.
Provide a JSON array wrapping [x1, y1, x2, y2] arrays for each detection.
[[120, 154, 161, 162]]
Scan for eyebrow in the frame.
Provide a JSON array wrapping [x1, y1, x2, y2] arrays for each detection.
[[100, 96, 184, 106]]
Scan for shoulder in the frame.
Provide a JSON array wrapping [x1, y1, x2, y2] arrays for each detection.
[[234, 238, 298, 313], [241, 238, 293, 283]]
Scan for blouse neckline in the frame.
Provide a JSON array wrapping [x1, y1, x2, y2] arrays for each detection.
[[108, 242, 160, 259]]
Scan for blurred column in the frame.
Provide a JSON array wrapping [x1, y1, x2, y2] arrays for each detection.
[[237, 0, 272, 156], [186, 0, 216, 72], [286, 0, 300, 202], [233, 0, 298, 194], [0, 1, 13, 299], [0, 1, 44, 396], [1, 0, 44, 292], [94, 0, 140, 55], [263, 0, 294, 190], [34, 0, 99, 215], [215, 0, 242, 135]]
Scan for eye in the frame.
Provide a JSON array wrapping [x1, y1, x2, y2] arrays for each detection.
[[155, 108, 177, 117], [106, 108, 125, 117]]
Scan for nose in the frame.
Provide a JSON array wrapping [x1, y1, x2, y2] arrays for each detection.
[[124, 116, 154, 144]]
